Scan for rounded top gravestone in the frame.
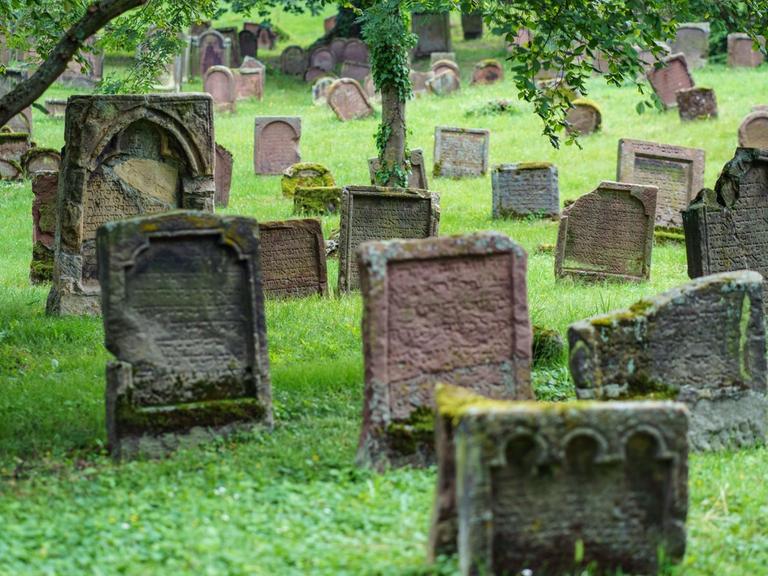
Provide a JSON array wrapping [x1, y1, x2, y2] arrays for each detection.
[[280, 45, 308, 76], [309, 47, 336, 72], [565, 99, 602, 135], [471, 60, 504, 85], [739, 111, 768, 148], [281, 162, 335, 198]]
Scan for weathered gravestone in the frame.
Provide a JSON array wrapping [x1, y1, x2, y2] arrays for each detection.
[[22, 148, 61, 176], [428, 384, 689, 576], [281, 162, 334, 198], [683, 148, 768, 310], [198, 30, 230, 77], [555, 181, 657, 281], [46, 94, 216, 316], [258, 219, 328, 298], [471, 60, 503, 85], [340, 61, 371, 84], [309, 46, 336, 72], [342, 39, 370, 66], [461, 13, 483, 40], [356, 233, 533, 470], [492, 163, 559, 219], [45, 99, 67, 118], [431, 59, 460, 78], [330, 38, 348, 61], [239, 29, 258, 60], [253, 117, 301, 175], [433, 126, 490, 178], [327, 78, 374, 121], [368, 148, 428, 189], [738, 110, 768, 148], [0, 158, 23, 180], [204, 65, 237, 112], [30, 171, 58, 284], [412, 12, 452, 58], [338, 186, 439, 293], [256, 27, 277, 51], [670, 23, 710, 68], [565, 99, 602, 135], [312, 76, 336, 105], [0, 132, 30, 162], [617, 138, 705, 229], [677, 86, 717, 121], [647, 53, 694, 109], [2, 108, 32, 135], [215, 143, 233, 208], [410, 70, 435, 96], [234, 67, 264, 101], [293, 186, 342, 215], [728, 33, 765, 68], [98, 211, 273, 459], [305, 66, 330, 84], [59, 47, 104, 88], [426, 71, 461, 96], [280, 45, 308, 77], [569, 271, 767, 452]]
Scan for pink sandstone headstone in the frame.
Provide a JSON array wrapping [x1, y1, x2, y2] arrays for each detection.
[[257, 27, 277, 51], [646, 53, 694, 108], [342, 39, 369, 65], [304, 67, 330, 84], [327, 78, 374, 121], [198, 30, 229, 77], [215, 143, 233, 207], [234, 67, 264, 100], [433, 126, 490, 178], [280, 45, 308, 77], [728, 34, 765, 68], [30, 171, 59, 283], [310, 46, 336, 72], [738, 110, 768, 148], [253, 117, 301, 175], [340, 61, 371, 83], [565, 100, 602, 135], [471, 60, 504, 85], [204, 65, 237, 112], [676, 87, 718, 121]]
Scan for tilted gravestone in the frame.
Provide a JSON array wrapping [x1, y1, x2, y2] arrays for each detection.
[[555, 181, 657, 282], [338, 186, 440, 292], [98, 211, 273, 459], [214, 143, 233, 208], [461, 13, 483, 40], [357, 233, 533, 471], [293, 186, 342, 215], [728, 33, 765, 68], [433, 126, 490, 178], [258, 219, 328, 298], [280, 45, 308, 77], [646, 53, 694, 108], [565, 99, 602, 135], [569, 271, 767, 452], [428, 384, 689, 576], [683, 148, 768, 309], [412, 12, 452, 58], [617, 138, 705, 229], [677, 86, 718, 120], [738, 110, 768, 148], [198, 30, 230, 77], [30, 171, 58, 284], [368, 148, 428, 189], [327, 78, 374, 121], [46, 94, 216, 316], [253, 117, 301, 175], [22, 148, 61, 176], [281, 162, 334, 198], [410, 70, 435, 96], [471, 60, 503, 85], [203, 65, 237, 112], [492, 163, 559, 219], [670, 23, 710, 68], [342, 39, 370, 65]]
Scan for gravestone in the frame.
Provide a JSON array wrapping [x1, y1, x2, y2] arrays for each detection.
[[312, 76, 336, 105], [368, 148, 428, 189], [280, 45, 308, 77], [646, 53, 694, 108], [617, 138, 705, 229], [189, 21, 211, 36], [433, 126, 490, 178], [431, 59, 460, 78], [555, 181, 657, 281], [330, 38, 347, 61], [310, 46, 336, 72], [305, 67, 330, 84], [327, 78, 374, 121], [258, 219, 328, 298], [430, 384, 689, 575], [216, 27, 240, 67], [569, 271, 767, 452], [2, 108, 32, 134], [198, 30, 230, 77], [257, 27, 277, 51], [430, 52, 456, 65], [410, 70, 434, 95], [426, 71, 461, 96], [670, 23, 710, 68], [342, 39, 369, 65], [234, 67, 264, 101], [215, 143, 233, 208], [203, 65, 237, 112], [356, 233, 533, 471], [637, 41, 673, 72], [565, 99, 602, 135], [683, 148, 768, 310], [728, 34, 765, 68], [239, 29, 258, 60], [46, 94, 216, 316], [99, 211, 273, 459], [676, 87, 717, 120], [253, 117, 301, 175], [340, 61, 371, 83], [738, 110, 768, 148], [293, 186, 342, 215], [45, 99, 67, 118], [0, 132, 30, 162], [338, 186, 440, 292], [412, 12, 451, 58], [471, 60, 504, 85], [22, 148, 61, 176], [30, 171, 58, 284], [461, 13, 483, 40], [0, 158, 22, 180], [281, 162, 335, 198], [492, 163, 559, 219]]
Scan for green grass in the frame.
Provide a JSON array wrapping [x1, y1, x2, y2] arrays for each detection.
[[2, 9, 768, 575]]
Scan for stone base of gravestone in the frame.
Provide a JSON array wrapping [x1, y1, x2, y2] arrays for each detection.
[[676, 87, 718, 120], [293, 186, 342, 215], [281, 162, 335, 198]]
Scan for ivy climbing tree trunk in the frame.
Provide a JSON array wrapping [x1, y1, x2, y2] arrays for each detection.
[[379, 85, 406, 185]]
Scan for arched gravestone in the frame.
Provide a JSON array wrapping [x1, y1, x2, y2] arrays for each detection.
[[330, 38, 347, 61], [309, 46, 336, 72], [327, 79, 374, 121], [1, 106, 32, 135], [431, 59, 460, 78], [253, 117, 301, 175], [0, 132, 30, 162], [0, 158, 22, 180], [565, 99, 602, 135], [304, 66, 330, 84], [257, 27, 277, 51], [738, 110, 768, 148], [281, 162, 334, 198], [471, 60, 504, 85], [427, 71, 461, 96], [239, 29, 258, 60], [22, 148, 61, 176], [204, 65, 237, 112], [46, 94, 216, 316], [646, 53, 694, 109], [198, 30, 229, 77], [670, 23, 710, 68], [342, 39, 369, 65], [216, 27, 240, 67], [280, 45, 308, 76], [728, 33, 765, 67]]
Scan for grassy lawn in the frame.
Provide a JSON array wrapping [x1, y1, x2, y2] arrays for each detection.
[[1, 8, 768, 575]]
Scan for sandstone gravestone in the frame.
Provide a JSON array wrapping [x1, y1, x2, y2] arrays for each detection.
[[215, 143, 233, 208], [342, 39, 369, 66], [340, 61, 371, 83], [431, 59, 460, 78], [338, 186, 439, 292], [30, 171, 58, 283], [253, 117, 301, 175], [324, 15, 337, 33], [198, 30, 230, 77], [368, 148, 428, 189], [258, 219, 327, 298], [617, 138, 705, 229], [234, 67, 264, 101], [426, 70, 461, 96], [670, 23, 710, 68], [647, 53, 694, 108], [728, 33, 765, 68], [304, 67, 329, 84], [429, 384, 689, 576], [492, 163, 559, 219], [312, 76, 336, 105], [46, 94, 216, 316], [22, 148, 61, 176], [676, 86, 717, 121], [204, 65, 237, 112], [293, 186, 342, 215], [2, 108, 32, 134], [281, 162, 334, 198], [98, 211, 273, 459], [327, 78, 374, 121], [45, 99, 67, 118], [569, 271, 767, 452], [310, 46, 336, 72], [280, 45, 308, 77], [412, 12, 451, 58], [738, 110, 768, 148], [565, 99, 602, 135], [471, 60, 503, 85], [461, 13, 483, 40], [0, 158, 22, 180], [555, 181, 657, 281], [330, 38, 347, 61], [257, 27, 277, 51], [433, 127, 490, 179], [357, 233, 533, 470], [0, 132, 30, 162], [239, 29, 258, 60]]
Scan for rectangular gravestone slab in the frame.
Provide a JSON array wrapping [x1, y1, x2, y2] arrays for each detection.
[[555, 181, 657, 282], [253, 117, 301, 175], [30, 171, 59, 284], [433, 127, 490, 178], [670, 23, 710, 68], [412, 12, 452, 58], [338, 186, 439, 293], [258, 219, 327, 298], [617, 138, 705, 229], [676, 87, 718, 121], [647, 53, 694, 108], [492, 163, 559, 218], [293, 186, 342, 215], [728, 33, 765, 67], [357, 233, 533, 471], [569, 271, 767, 452], [368, 148, 428, 189], [98, 211, 272, 459]]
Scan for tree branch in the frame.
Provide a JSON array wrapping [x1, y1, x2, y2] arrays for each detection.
[[0, 0, 148, 128]]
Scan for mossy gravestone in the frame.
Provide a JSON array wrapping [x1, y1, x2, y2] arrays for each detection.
[[356, 233, 533, 470], [98, 211, 273, 459], [429, 385, 689, 576], [281, 162, 334, 198], [491, 162, 559, 219], [293, 186, 341, 215], [569, 271, 767, 452]]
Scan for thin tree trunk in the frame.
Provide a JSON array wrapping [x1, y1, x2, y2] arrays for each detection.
[[380, 84, 407, 186], [0, 0, 147, 128]]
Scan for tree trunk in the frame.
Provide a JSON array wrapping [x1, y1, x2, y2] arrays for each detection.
[[380, 84, 407, 187]]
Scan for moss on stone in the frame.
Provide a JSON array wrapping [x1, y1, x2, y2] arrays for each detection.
[[387, 406, 435, 455], [517, 161, 554, 170], [281, 163, 334, 198], [30, 243, 54, 284], [293, 186, 341, 215]]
